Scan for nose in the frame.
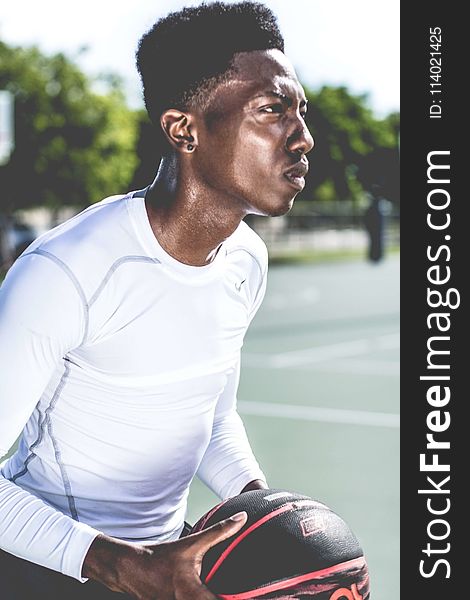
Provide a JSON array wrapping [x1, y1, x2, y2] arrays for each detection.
[[286, 118, 314, 156]]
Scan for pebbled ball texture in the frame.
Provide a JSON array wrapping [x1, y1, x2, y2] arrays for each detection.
[[191, 489, 370, 599]]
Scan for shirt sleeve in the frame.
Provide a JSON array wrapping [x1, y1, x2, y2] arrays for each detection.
[[0, 251, 100, 581], [197, 249, 268, 499], [248, 246, 268, 324], [196, 358, 267, 500]]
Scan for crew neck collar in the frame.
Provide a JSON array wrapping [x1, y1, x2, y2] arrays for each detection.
[[127, 194, 227, 281]]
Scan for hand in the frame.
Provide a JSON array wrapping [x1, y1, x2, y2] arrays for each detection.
[[239, 479, 269, 494], [83, 511, 248, 600]]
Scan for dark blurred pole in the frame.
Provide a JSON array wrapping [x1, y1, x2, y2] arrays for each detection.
[[0, 215, 12, 274], [364, 192, 384, 263], [0, 90, 15, 273]]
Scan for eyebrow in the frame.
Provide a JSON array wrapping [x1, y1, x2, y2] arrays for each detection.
[[254, 90, 308, 108]]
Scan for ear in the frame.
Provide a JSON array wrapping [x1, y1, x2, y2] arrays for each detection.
[[160, 109, 198, 154]]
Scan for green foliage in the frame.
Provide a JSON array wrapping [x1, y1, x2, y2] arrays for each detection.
[[128, 109, 162, 191], [0, 39, 399, 212], [302, 86, 399, 203], [0, 41, 138, 212]]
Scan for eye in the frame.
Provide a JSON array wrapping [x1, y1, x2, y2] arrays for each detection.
[[261, 104, 283, 114], [300, 111, 307, 120]]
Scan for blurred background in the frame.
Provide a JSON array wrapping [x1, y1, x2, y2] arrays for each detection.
[[1, 1, 399, 598]]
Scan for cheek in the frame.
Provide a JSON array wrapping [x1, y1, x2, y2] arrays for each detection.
[[198, 119, 284, 201], [198, 122, 239, 180], [232, 128, 277, 177]]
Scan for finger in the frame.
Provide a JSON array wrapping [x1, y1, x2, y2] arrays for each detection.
[[192, 511, 248, 555]]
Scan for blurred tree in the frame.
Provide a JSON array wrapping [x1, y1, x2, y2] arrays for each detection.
[[128, 109, 162, 191], [355, 111, 400, 205], [302, 86, 399, 204], [0, 40, 138, 216]]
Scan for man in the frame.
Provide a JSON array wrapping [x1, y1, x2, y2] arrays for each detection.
[[0, 2, 314, 598]]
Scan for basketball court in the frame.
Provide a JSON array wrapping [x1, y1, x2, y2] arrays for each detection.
[[187, 253, 400, 599]]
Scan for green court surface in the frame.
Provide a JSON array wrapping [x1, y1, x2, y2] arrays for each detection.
[[187, 254, 400, 600]]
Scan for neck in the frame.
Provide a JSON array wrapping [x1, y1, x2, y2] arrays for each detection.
[[145, 154, 246, 266]]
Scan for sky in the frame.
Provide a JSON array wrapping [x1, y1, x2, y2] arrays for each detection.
[[0, 0, 399, 117]]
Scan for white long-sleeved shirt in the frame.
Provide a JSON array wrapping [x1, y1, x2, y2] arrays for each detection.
[[0, 191, 267, 581]]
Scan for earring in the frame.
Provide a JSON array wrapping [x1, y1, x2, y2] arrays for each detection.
[[187, 143, 194, 152]]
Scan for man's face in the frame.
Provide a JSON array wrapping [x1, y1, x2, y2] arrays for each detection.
[[193, 49, 314, 217]]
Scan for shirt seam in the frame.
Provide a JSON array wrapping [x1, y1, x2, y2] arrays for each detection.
[[88, 256, 161, 308], [21, 249, 89, 346], [7, 363, 79, 521]]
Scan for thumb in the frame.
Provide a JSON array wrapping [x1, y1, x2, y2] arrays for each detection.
[[192, 511, 248, 556]]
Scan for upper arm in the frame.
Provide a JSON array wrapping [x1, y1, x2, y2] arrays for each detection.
[[247, 237, 268, 324], [215, 239, 267, 419], [0, 252, 85, 457], [213, 358, 241, 422], [248, 264, 267, 324]]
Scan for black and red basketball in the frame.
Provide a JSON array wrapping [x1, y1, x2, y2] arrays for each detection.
[[191, 489, 370, 599]]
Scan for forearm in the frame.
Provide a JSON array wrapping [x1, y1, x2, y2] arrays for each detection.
[[82, 533, 150, 593], [240, 478, 269, 493], [0, 476, 99, 580], [197, 410, 266, 499]]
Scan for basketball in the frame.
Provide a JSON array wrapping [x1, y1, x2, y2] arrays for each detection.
[[191, 489, 370, 599]]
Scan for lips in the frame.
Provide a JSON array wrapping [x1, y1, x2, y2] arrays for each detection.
[[283, 161, 309, 190]]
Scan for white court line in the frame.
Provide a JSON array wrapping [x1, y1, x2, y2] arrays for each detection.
[[264, 287, 320, 310], [243, 333, 400, 369], [238, 400, 400, 428], [298, 358, 399, 376]]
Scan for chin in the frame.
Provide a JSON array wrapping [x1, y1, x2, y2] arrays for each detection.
[[250, 192, 297, 218], [267, 194, 296, 217], [271, 201, 295, 217]]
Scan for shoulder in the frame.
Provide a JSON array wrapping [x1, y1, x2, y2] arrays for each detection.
[[225, 220, 268, 280], [28, 194, 130, 251], [18, 193, 143, 301]]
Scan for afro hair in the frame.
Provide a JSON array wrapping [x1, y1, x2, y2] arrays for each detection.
[[136, 2, 284, 151]]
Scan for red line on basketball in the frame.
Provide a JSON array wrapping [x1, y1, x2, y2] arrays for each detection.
[[191, 489, 370, 599]]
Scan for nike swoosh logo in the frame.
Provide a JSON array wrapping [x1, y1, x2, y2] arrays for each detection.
[[235, 279, 246, 291]]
